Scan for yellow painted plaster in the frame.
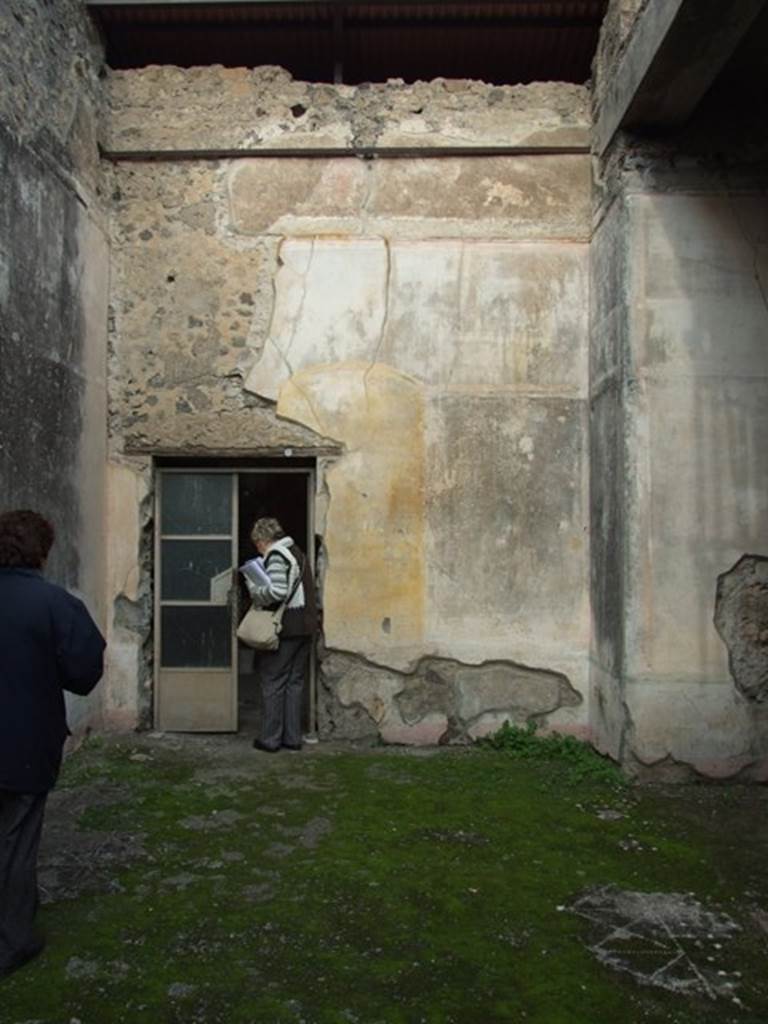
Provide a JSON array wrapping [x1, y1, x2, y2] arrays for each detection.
[[279, 361, 426, 661]]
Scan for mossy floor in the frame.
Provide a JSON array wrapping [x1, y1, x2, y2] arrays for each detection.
[[3, 734, 768, 1024]]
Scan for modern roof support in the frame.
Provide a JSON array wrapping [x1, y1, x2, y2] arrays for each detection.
[[594, 0, 768, 156]]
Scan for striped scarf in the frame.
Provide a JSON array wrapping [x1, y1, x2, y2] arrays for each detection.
[[264, 537, 305, 609]]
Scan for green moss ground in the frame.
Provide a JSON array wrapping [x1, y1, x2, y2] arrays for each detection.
[[3, 736, 767, 1024]]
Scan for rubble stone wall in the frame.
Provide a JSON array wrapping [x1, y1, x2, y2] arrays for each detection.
[[0, 0, 109, 734], [107, 67, 592, 741]]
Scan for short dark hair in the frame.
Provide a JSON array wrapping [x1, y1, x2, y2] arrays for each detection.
[[250, 517, 286, 545], [0, 510, 55, 569]]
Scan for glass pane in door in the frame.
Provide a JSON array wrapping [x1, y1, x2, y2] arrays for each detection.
[[161, 606, 232, 668], [161, 540, 233, 601], [161, 473, 232, 535]]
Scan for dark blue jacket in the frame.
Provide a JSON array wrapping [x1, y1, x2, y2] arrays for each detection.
[[0, 568, 105, 793]]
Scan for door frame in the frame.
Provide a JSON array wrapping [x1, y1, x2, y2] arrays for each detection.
[[153, 462, 316, 733]]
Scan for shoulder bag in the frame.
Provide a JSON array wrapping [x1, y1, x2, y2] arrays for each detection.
[[236, 550, 304, 651]]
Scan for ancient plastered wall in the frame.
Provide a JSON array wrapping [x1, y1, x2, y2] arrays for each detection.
[[108, 68, 592, 741], [591, 182, 768, 778], [590, 1, 768, 775], [621, 193, 768, 776], [0, 0, 108, 735]]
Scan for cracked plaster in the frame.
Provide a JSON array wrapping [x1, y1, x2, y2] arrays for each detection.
[[244, 236, 588, 401]]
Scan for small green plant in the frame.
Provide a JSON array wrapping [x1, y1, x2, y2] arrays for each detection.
[[477, 720, 626, 785]]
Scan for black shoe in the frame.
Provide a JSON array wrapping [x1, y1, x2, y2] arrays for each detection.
[[0, 938, 44, 980], [252, 739, 279, 753], [282, 743, 302, 752]]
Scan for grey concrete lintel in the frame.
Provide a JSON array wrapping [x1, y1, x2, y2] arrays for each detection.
[[595, 0, 768, 156]]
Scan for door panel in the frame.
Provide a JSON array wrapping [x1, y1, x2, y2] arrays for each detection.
[[156, 471, 237, 731], [156, 670, 237, 732]]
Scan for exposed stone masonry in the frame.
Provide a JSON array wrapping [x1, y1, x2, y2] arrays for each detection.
[[320, 652, 582, 744], [716, 556, 768, 704], [108, 66, 589, 153], [0, 0, 106, 198]]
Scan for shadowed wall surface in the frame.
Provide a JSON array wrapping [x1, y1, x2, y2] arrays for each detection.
[[0, 0, 109, 730]]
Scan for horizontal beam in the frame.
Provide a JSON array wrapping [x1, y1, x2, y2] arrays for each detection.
[[100, 144, 589, 161], [100, 15, 602, 27], [86, 0, 600, 6], [86, 1, 445, 5], [595, 0, 768, 155]]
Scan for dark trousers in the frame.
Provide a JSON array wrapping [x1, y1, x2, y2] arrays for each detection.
[[257, 636, 310, 750], [0, 789, 46, 973]]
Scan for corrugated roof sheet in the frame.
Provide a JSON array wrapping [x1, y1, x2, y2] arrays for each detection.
[[89, 1, 608, 84]]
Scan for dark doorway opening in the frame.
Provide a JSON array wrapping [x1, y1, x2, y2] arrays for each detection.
[[236, 469, 315, 738]]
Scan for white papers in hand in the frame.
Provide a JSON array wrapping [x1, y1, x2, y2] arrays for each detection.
[[209, 568, 232, 605], [240, 557, 270, 587]]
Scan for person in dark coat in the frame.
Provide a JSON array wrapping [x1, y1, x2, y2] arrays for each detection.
[[0, 510, 105, 979]]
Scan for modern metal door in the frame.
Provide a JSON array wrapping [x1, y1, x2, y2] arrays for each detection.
[[155, 471, 238, 731], [154, 466, 316, 733]]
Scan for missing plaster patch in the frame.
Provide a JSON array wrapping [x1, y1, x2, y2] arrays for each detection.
[[714, 554, 768, 703], [319, 650, 581, 743], [396, 667, 454, 725], [113, 594, 145, 632]]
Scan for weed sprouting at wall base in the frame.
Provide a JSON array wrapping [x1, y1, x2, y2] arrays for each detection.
[[476, 720, 627, 785]]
